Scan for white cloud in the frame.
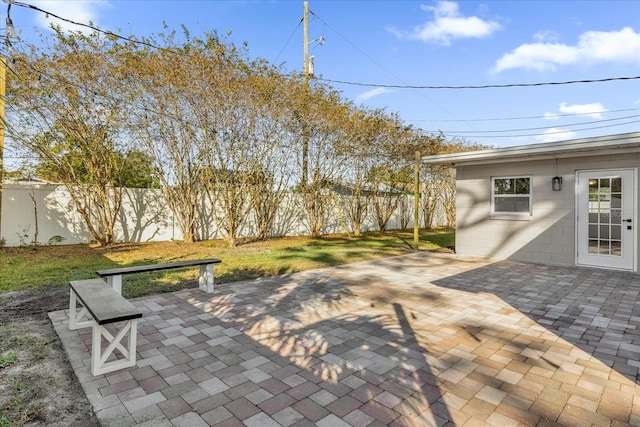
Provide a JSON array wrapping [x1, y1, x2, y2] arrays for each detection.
[[356, 87, 391, 102], [31, 1, 110, 33], [533, 30, 559, 43], [388, 1, 501, 46], [539, 128, 577, 143], [495, 27, 640, 72], [545, 102, 606, 121], [558, 102, 607, 119]]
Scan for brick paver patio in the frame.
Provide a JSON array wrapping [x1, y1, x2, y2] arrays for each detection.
[[49, 252, 640, 426]]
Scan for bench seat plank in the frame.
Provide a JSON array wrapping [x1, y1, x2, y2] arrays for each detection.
[[69, 279, 142, 325], [96, 258, 221, 277]]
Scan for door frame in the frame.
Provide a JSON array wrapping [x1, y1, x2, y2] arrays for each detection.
[[575, 168, 638, 271]]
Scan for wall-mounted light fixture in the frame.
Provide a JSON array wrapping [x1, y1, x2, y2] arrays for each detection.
[[552, 176, 562, 191]]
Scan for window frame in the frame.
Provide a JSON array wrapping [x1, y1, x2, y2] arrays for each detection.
[[491, 175, 533, 218]]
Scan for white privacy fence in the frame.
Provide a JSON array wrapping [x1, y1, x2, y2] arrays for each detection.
[[1, 182, 447, 247]]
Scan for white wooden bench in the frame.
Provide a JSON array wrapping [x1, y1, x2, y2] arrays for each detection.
[[96, 258, 222, 295], [68, 279, 142, 376]]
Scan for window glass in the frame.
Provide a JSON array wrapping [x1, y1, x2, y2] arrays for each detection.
[[492, 176, 531, 215]]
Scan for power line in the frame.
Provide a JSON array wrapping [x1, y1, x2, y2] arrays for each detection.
[[306, 8, 639, 141], [310, 10, 406, 87], [8, 1, 171, 52], [446, 120, 640, 139], [309, 9, 463, 125], [5, 0, 640, 144], [430, 114, 640, 134], [9, 1, 640, 94], [409, 107, 640, 123], [319, 75, 640, 90], [273, 17, 302, 64]]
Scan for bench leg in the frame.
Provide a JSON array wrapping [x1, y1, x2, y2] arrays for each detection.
[[199, 264, 215, 293], [106, 275, 123, 295], [69, 290, 94, 330], [91, 319, 138, 376]]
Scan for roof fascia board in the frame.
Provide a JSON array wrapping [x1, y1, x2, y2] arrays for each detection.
[[422, 132, 640, 166], [441, 147, 640, 167]]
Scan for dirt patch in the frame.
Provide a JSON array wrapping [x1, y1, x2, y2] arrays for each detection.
[[0, 286, 99, 426], [429, 245, 455, 254]]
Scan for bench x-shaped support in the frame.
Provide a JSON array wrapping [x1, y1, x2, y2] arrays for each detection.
[[68, 279, 142, 376], [69, 290, 93, 330], [91, 320, 138, 376]]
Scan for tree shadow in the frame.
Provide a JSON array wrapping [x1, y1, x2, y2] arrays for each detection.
[[67, 253, 640, 425], [167, 267, 460, 425], [118, 188, 168, 243], [433, 260, 640, 384]]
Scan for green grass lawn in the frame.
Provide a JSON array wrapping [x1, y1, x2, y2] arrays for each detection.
[[0, 229, 454, 298]]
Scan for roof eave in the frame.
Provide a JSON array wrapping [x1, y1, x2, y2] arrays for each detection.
[[421, 132, 640, 167]]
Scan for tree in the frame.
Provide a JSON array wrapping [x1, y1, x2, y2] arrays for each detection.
[[36, 148, 158, 188], [7, 29, 134, 246], [117, 150, 161, 189], [365, 116, 417, 233], [335, 108, 385, 236], [245, 71, 297, 240], [193, 43, 281, 247], [369, 165, 411, 232], [421, 136, 487, 229], [292, 82, 351, 237], [123, 33, 209, 243]]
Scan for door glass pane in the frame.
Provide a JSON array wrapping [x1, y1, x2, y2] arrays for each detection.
[[612, 178, 622, 192], [611, 241, 622, 256], [611, 225, 621, 240], [611, 194, 622, 209], [612, 211, 621, 224], [585, 175, 623, 258]]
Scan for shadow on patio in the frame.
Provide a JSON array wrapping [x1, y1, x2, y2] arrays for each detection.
[[432, 259, 640, 384], [50, 252, 640, 426]]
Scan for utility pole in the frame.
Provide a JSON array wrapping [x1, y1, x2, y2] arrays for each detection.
[[301, 1, 309, 187], [414, 151, 420, 250], [0, 56, 5, 241]]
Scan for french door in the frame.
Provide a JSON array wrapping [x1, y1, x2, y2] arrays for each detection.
[[577, 169, 636, 270]]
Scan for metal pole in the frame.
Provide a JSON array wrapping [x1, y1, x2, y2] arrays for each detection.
[[0, 56, 5, 241], [301, 1, 309, 187], [414, 151, 420, 250]]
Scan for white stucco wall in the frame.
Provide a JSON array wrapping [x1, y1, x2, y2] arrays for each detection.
[[1, 184, 445, 246], [455, 153, 640, 270], [1, 184, 178, 246]]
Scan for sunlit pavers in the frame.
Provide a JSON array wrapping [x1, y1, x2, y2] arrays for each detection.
[[50, 252, 640, 426]]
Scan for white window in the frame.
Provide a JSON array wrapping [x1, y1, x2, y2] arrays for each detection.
[[492, 176, 532, 215]]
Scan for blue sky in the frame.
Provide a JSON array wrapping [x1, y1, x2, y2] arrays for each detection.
[[5, 0, 640, 149]]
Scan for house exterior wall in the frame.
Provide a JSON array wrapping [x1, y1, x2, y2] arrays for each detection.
[[455, 152, 640, 270]]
